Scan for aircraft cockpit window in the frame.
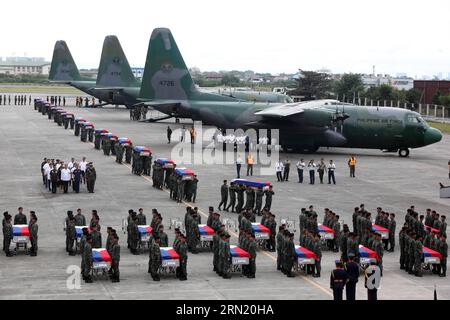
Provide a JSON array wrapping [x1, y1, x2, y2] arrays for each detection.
[[407, 115, 420, 123]]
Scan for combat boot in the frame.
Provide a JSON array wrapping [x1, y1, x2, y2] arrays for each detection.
[[313, 273, 320, 278], [85, 276, 93, 283]]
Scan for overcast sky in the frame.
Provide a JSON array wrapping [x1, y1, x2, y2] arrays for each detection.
[[1, 0, 449, 77]]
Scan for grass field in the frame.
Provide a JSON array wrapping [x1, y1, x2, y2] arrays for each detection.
[[0, 84, 83, 94], [429, 121, 450, 134]]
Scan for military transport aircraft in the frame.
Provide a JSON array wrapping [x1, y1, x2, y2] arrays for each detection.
[[137, 28, 443, 157], [48, 36, 140, 108], [49, 38, 291, 109]]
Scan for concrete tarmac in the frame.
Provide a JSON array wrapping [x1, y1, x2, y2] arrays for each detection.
[[0, 103, 449, 300]]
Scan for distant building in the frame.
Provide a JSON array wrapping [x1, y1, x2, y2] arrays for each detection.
[[414, 80, 450, 104], [131, 67, 144, 80], [391, 78, 414, 91], [361, 74, 390, 89], [203, 72, 223, 81], [0, 57, 50, 75]]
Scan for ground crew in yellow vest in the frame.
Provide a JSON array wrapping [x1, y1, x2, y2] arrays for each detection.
[[348, 155, 356, 178]]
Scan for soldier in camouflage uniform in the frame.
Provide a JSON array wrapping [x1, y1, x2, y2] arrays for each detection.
[[312, 234, 322, 277], [245, 186, 255, 211], [178, 235, 188, 281], [221, 233, 231, 279], [226, 182, 237, 212], [247, 233, 257, 278], [407, 232, 416, 274], [158, 225, 169, 247], [187, 213, 200, 253], [28, 211, 38, 257], [3, 214, 13, 257], [110, 234, 120, 282], [373, 233, 384, 276], [276, 225, 286, 270], [94, 132, 102, 150], [235, 184, 245, 214], [83, 236, 93, 283], [190, 175, 198, 203], [90, 223, 102, 249], [254, 187, 264, 216], [129, 215, 140, 255], [266, 213, 277, 252], [101, 136, 111, 156], [148, 236, 161, 281], [80, 125, 88, 142], [213, 223, 225, 272], [284, 233, 296, 277], [177, 177, 185, 203], [414, 235, 423, 277], [137, 208, 147, 225], [67, 217, 77, 256]]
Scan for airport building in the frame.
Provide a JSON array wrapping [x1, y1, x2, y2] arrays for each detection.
[[0, 57, 50, 75]]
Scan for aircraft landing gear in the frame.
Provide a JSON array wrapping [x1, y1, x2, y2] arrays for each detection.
[[398, 148, 410, 158]]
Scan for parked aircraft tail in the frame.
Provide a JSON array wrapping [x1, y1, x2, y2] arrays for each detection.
[[49, 41, 83, 82], [96, 35, 139, 87], [140, 28, 197, 100]]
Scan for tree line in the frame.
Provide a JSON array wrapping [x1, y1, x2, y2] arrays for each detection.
[[290, 71, 450, 106]]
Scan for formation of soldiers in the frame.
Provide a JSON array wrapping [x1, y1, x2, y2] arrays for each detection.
[[399, 206, 447, 277], [218, 180, 274, 215], [0, 94, 32, 106], [75, 96, 97, 107], [132, 151, 152, 176], [2, 208, 38, 257], [46, 95, 66, 106], [166, 169, 199, 204], [129, 106, 148, 121], [40, 157, 97, 194]]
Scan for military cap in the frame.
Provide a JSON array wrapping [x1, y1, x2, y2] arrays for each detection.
[[335, 260, 343, 267], [348, 253, 355, 258]]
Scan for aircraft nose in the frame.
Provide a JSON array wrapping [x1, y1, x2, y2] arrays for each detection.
[[424, 127, 443, 145]]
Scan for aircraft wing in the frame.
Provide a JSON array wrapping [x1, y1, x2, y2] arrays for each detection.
[[254, 102, 305, 118]]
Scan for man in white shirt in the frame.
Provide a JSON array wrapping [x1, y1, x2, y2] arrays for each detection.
[[55, 160, 62, 171], [43, 161, 51, 190], [296, 158, 305, 183], [60, 164, 72, 193], [236, 155, 243, 178], [275, 160, 284, 182], [328, 160, 336, 184], [79, 157, 87, 184], [68, 158, 75, 170], [46, 164, 53, 191]]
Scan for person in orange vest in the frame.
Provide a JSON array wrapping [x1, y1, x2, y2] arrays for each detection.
[[246, 153, 254, 176], [348, 155, 356, 178]]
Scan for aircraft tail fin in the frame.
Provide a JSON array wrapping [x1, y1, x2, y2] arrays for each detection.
[[49, 40, 82, 81], [140, 28, 197, 100], [96, 35, 139, 87]]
